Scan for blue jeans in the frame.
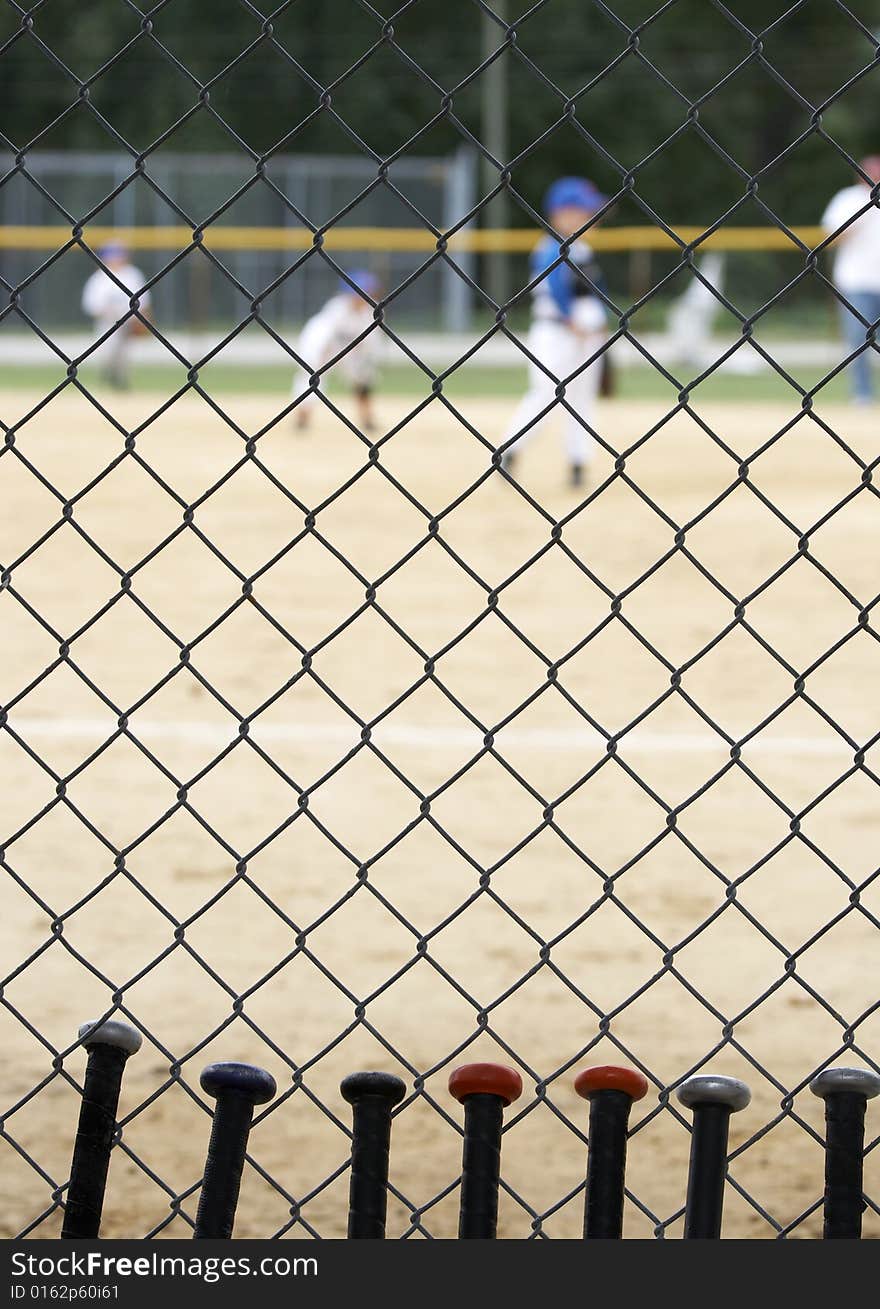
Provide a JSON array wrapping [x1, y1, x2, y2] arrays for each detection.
[[839, 290, 880, 401]]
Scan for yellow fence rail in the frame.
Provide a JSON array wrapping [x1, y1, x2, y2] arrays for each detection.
[[0, 224, 829, 254]]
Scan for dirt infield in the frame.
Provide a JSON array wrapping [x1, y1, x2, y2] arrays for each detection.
[[2, 382, 880, 1239]]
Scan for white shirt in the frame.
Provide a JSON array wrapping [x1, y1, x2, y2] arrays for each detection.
[[296, 293, 381, 368], [821, 185, 880, 293], [82, 263, 150, 324]]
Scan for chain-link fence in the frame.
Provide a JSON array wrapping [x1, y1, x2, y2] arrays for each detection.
[[2, 0, 880, 1240], [0, 148, 477, 332]]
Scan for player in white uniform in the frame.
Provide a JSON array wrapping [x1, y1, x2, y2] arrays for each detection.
[[821, 155, 880, 404], [291, 270, 383, 431], [81, 243, 150, 389], [502, 176, 610, 488], [665, 254, 725, 368]]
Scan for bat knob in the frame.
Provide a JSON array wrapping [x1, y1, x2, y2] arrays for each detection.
[[809, 1067, 880, 1101], [340, 1072, 407, 1106], [78, 1019, 143, 1056], [200, 1062, 276, 1105], [574, 1065, 650, 1102], [448, 1063, 523, 1106], [677, 1075, 751, 1112]]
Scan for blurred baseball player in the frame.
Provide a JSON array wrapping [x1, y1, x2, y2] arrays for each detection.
[[502, 176, 610, 488], [821, 154, 880, 404], [291, 270, 383, 431], [81, 243, 150, 389], [665, 254, 725, 367]]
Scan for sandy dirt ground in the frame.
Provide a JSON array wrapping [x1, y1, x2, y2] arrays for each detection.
[[2, 381, 880, 1239]]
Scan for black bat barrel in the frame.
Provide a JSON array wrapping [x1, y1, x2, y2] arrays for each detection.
[[448, 1063, 523, 1239], [575, 1065, 649, 1239], [61, 1019, 143, 1239], [676, 1074, 751, 1239], [193, 1062, 276, 1239], [810, 1066, 880, 1239], [340, 1071, 407, 1238]]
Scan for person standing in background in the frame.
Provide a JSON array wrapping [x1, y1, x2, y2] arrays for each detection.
[[501, 177, 610, 489], [290, 270, 384, 433], [821, 155, 880, 405], [81, 243, 151, 389]]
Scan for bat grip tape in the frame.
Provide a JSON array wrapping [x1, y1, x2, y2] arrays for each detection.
[[61, 1044, 128, 1240], [193, 1093, 255, 1240], [347, 1096, 395, 1239]]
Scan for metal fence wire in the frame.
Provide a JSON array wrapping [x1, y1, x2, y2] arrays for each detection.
[[2, 0, 880, 1240]]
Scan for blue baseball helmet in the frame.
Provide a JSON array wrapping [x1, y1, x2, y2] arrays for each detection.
[[543, 176, 607, 217], [342, 268, 381, 298], [98, 242, 128, 261]]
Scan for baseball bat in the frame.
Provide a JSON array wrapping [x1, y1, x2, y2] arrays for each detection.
[[810, 1066, 880, 1238], [193, 1061, 276, 1239], [448, 1062, 523, 1239], [61, 1019, 143, 1239], [575, 1065, 649, 1239], [340, 1071, 406, 1239], [676, 1074, 751, 1238]]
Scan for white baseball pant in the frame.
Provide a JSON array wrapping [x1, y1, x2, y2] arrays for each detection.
[[90, 321, 135, 388], [505, 318, 604, 466]]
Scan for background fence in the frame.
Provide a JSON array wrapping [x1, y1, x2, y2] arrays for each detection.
[[0, 149, 478, 331], [2, 0, 880, 1241]]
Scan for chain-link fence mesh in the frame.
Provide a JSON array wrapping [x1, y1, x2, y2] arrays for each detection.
[[2, 0, 880, 1239]]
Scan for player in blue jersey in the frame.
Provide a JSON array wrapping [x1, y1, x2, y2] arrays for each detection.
[[502, 177, 610, 488]]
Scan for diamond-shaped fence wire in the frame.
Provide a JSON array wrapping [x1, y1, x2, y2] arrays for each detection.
[[2, 0, 880, 1240]]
